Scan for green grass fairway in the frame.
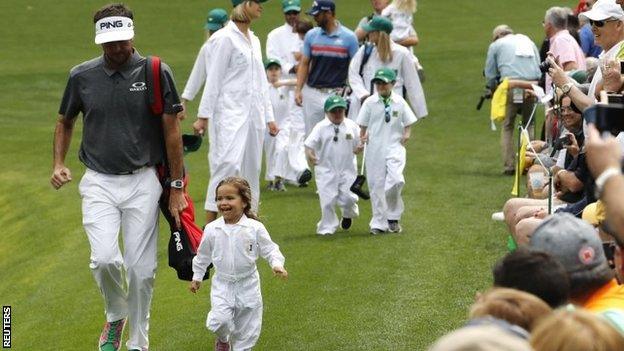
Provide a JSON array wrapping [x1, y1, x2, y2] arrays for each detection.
[[0, 0, 572, 349]]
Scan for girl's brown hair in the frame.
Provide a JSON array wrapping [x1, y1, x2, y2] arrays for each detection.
[[216, 176, 259, 221]]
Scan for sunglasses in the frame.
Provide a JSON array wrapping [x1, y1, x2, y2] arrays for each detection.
[[333, 125, 339, 142], [590, 18, 618, 27], [384, 104, 391, 123]]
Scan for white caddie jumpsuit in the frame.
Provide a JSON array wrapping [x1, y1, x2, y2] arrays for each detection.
[[304, 117, 360, 234], [264, 85, 291, 181], [266, 22, 308, 182], [192, 215, 285, 351], [357, 92, 418, 230], [347, 41, 427, 120], [198, 22, 275, 212]]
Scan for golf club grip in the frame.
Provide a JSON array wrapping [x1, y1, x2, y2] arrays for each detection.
[[360, 143, 366, 175]]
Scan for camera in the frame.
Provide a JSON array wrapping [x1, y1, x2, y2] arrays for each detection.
[[583, 94, 624, 136], [476, 86, 493, 110], [552, 135, 572, 151], [539, 60, 551, 73]]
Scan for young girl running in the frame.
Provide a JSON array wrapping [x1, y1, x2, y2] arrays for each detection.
[[190, 176, 288, 351]]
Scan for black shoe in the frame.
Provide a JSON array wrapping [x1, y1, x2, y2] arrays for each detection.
[[297, 169, 312, 186], [388, 220, 402, 233], [503, 169, 515, 176], [341, 217, 352, 230], [370, 228, 385, 235]]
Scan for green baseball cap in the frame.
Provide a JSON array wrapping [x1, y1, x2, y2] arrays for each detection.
[[282, 0, 301, 13], [372, 67, 397, 84], [264, 58, 282, 69], [205, 8, 228, 31], [324, 95, 347, 112], [362, 15, 393, 34], [232, 0, 269, 7]]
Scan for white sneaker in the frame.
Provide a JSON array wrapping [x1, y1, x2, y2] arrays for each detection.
[[491, 211, 505, 221]]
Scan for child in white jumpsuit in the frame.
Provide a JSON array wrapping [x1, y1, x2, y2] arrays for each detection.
[[357, 68, 418, 234], [190, 176, 287, 351], [304, 96, 362, 235]]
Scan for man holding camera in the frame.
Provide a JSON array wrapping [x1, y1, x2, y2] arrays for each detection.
[[484, 25, 541, 175], [548, 0, 624, 109]]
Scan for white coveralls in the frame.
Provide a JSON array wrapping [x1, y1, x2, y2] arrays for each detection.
[[357, 92, 418, 230], [192, 215, 285, 351], [348, 41, 427, 120], [266, 23, 308, 181], [198, 21, 275, 212], [79, 167, 162, 350], [304, 117, 361, 234], [264, 85, 291, 181], [181, 40, 211, 102]]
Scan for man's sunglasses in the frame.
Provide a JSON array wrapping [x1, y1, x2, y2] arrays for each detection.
[[590, 18, 618, 27]]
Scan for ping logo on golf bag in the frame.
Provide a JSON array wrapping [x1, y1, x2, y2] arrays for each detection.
[[99, 20, 123, 30], [173, 231, 184, 252]]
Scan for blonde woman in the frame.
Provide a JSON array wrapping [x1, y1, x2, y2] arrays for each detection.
[[381, 0, 417, 45], [530, 309, 624, 351], [348, 15, 427, 119], [193, 0, 278, 224]]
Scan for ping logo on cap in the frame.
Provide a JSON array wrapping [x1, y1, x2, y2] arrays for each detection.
[[94, 16, 134, 45]]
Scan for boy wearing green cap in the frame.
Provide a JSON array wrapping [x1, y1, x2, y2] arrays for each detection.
[[357, 67, 418, 234], [304, 95, 363, 235]]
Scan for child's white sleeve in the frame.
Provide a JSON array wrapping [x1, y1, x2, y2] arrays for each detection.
[[401, 100, 418, 126], [356, 99, 371, 127], [192, 230, 213, 281], [256, 224, 285, 269]]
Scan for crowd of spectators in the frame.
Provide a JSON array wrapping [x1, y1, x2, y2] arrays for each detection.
[[428, 0, 624, 349]]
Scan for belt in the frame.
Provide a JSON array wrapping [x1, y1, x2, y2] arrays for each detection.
[[216, 268, 257, 282], [309, 86, 346, 95], [112, 166, 149, 175]]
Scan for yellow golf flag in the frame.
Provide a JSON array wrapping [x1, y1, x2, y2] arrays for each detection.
[[511, 129, 530, 196], [491, 78, 509, 123]]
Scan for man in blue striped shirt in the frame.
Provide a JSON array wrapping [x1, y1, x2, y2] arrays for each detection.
[[295, 0, 359, 136]]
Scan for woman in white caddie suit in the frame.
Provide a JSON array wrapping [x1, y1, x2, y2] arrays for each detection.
[[193, 0, 278, 224], [348, 15, 427, 120]]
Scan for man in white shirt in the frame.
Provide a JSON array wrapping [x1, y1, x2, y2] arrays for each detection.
[[266, 0, 302, 78]]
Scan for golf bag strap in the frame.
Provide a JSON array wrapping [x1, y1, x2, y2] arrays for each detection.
[[146, 55, 164, 116], [359, 43, 374, 78]]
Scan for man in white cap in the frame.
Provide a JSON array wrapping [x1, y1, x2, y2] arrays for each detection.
[[547, 0, 624, 109], [50, 3, 186, 351]]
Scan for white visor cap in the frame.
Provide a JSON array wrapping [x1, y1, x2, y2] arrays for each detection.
[[95, 16, 134, 44]]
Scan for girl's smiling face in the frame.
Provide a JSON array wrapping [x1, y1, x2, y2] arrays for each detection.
[[216, 184, 246, 223]]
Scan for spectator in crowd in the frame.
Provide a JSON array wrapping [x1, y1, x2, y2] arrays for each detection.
[[468, 288, 552, 332], [295, 0, 359, 136], [181, 8, 228, 111], [493, 248, 571, 307], [579, 0, 603, 57], [50, 4, 186, 350], [193, 0, 279, 223], [348, 15, 427, 120], [530, 309, 624, 351], [428, 323, 533, 351], [530, 213, 624, 312], [543, 6, 587, 95], [484, 24, 541, 175], [547, 0, 624, 110], [585, 124, 624, 243]]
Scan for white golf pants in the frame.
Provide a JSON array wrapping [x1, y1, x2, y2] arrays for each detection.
[[366, 146, 406, 230], [314, 168, 359, 234], [207, 272, 263, 351], [79, 167, 162, 351]]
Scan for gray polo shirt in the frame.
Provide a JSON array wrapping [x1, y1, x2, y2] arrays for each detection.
[[59, 50, 180, 174]]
